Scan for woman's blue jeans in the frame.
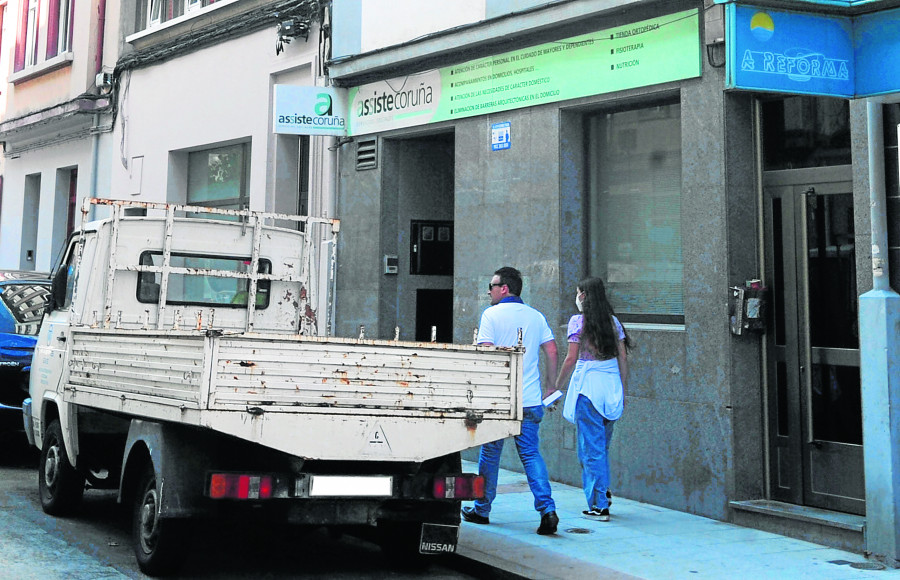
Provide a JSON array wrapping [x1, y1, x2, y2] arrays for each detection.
[[472, 405, 556, 517], [576, 394, 615, 510]]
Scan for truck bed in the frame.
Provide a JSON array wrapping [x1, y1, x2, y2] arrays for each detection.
[[65, 328, 522, 461]]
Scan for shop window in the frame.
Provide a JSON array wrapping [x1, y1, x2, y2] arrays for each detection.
[[585, 101, 684, 324], [136, 0, 217, 32], [761, 96, 850, 171], [186, 143, 249, 217]]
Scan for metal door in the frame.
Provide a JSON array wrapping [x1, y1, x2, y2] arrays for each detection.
[[763, 166, 864, 515]]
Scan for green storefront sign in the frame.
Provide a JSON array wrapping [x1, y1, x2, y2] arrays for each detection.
[[348, 8, 701, 136]]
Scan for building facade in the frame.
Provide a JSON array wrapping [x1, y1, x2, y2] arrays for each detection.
[[2, 0, 338, 325], [327, 0, 900, 565], [0, 0, 119, 272]]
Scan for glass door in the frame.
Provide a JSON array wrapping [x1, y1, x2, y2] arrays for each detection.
[[763, 166, 864, 515]]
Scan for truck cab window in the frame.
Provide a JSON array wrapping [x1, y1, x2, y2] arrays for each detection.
[[52, 245, 78, 310], [137, 252, 271, 308]]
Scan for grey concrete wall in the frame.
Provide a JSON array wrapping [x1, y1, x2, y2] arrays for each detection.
[[453, 107, 561, 341], [380, 137, 455, 340], [724, 90, 767, 506], [335, 143, 383, 338]]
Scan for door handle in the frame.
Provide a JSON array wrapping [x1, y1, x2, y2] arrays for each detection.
[[57, 336, 66, 343]]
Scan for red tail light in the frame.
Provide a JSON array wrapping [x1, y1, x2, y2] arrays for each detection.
[[208, 473, 274, 500], [433, 475, 485, 500]]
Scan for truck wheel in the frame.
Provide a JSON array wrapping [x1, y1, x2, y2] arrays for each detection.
[[132, 462, 189, 576], [39, 419, 85, 515]]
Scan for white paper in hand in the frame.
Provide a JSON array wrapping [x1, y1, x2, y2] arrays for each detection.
[[542, 390, 563, 407]]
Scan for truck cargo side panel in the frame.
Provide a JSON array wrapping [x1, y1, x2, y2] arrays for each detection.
[[67, 332, 207, 414], [212, 338, 517, 416]]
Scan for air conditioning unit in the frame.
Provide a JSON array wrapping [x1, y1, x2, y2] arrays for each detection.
[[95, 72, 114, 89]]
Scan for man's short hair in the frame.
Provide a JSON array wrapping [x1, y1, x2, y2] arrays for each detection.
[[494, 266, 523, 296]]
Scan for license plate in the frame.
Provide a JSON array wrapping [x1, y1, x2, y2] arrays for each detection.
[[307, 475, 393, 497], [419, 523, 459, 554]]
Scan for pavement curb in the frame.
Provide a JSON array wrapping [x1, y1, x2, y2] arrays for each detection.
[[456, 523, 642, 580]]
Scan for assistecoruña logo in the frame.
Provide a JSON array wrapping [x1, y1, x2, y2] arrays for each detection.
[[278, 92, 346, 129]]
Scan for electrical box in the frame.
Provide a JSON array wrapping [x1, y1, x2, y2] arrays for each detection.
[[95, 72, 113, 89], [729, 280, 768, 335]]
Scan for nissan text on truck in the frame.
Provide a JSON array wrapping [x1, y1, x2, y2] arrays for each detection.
[[23, 198, 523, 575]]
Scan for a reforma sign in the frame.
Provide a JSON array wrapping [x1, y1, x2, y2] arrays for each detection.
[[273, 86, 348, 136], [854, 7, 900, 97], [726, 4, 900, 98], [347, 9, 701, 136], [727, 5, 853, 97]]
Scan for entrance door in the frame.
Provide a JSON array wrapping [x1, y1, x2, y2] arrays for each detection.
[[764, 166, 864, 515]]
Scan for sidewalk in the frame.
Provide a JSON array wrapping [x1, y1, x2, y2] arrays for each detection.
[[456, 460, 900, 580]]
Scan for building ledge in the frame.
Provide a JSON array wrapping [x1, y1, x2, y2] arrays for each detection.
[[0, 96, 112, 156], [9, 52, 74, 85], [730, 499, 865, 553]]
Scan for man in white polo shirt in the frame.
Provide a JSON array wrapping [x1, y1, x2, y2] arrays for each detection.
[[462, 266, 560, 535]]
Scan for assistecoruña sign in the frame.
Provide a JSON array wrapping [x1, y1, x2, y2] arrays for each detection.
[[273, 86, 348, 136], [346, 8, 701, 136]]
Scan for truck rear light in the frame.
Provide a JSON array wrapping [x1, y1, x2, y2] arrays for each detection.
[[432, 475, 485, 500], [208, 473, 273, 500]]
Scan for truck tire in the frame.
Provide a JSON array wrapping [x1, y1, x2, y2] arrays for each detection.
[[39, 419, 85, 515], [132, 462, 190, 576]]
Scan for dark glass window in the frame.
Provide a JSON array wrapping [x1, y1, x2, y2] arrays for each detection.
[[585, 101, 683, 324], [761, 96, 850, 170]]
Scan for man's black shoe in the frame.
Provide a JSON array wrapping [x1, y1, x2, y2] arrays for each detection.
[[536, 510, 559, 535], [461, 506, 490, 525]]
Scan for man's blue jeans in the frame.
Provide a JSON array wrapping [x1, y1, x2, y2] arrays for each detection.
[[472, 405, 556, 516], [576, 394, 615, 510]]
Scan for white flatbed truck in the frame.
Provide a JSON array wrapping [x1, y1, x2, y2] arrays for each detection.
[[23, 198, 522, 575]]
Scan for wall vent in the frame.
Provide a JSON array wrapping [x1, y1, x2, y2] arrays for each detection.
[[356, 138, 377, 171]]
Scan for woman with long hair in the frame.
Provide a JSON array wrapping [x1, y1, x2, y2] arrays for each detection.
[[556, 277, 629, 521]]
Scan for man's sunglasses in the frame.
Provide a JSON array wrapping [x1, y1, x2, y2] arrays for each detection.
[[488, 282, 505, 291]]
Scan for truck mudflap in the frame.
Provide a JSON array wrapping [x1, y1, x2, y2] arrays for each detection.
[[419, 523, 459, 554]]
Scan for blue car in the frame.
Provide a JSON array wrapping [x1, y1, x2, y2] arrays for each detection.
[[0, 272, 51, 454]]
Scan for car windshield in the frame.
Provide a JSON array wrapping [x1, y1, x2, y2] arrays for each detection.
[[0, 283, 52, 335]]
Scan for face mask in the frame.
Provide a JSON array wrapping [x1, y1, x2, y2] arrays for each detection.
[[575, 293, 584, 312]]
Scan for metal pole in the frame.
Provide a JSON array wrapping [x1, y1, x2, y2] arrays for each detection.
[[860, 98, 900, 566]]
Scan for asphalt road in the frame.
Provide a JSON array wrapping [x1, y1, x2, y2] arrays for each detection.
[[0, 448, 491, 579]]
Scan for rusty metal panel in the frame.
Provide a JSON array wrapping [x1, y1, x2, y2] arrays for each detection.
[[209, 336, 520, 419], [66, 330, 206, 408]]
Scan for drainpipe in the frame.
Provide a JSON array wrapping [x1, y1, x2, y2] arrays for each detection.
[[95, 0, 106, 75], [88, 0, 108, 221], [859, 98, 900, 568], [89, 113, 100, 221]]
